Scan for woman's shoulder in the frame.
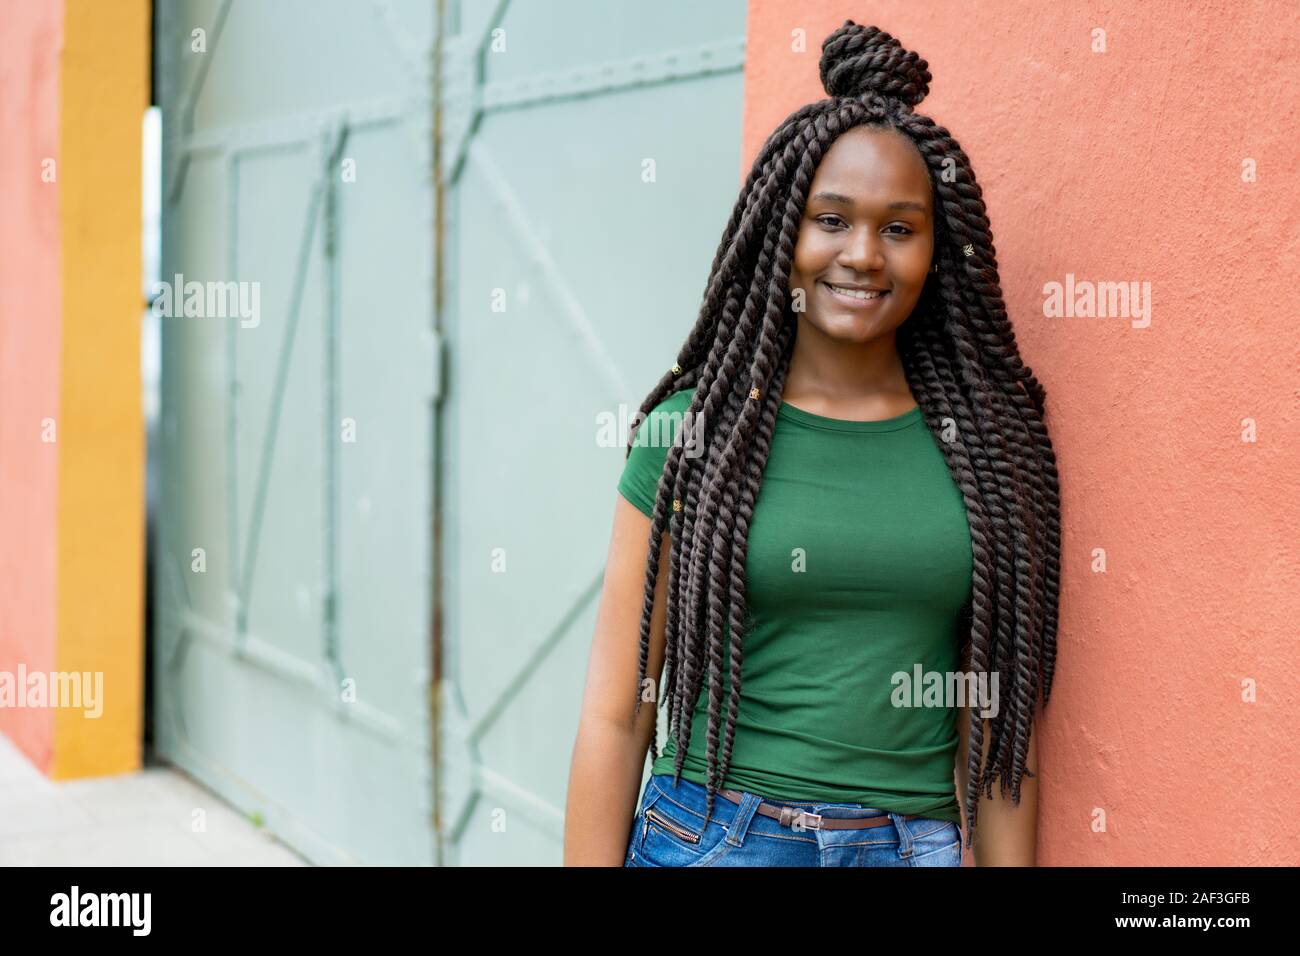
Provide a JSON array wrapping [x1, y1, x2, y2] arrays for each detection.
[[619, 385, 699, 517], [632, 385, 698, 450], [646, 385, 697, 416]]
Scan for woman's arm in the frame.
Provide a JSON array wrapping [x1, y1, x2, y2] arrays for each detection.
[[563, 494, 672, 866], [955, 699, 1040, 865]]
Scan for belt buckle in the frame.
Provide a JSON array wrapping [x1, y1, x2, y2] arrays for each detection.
[[790, 810, 823, 831]]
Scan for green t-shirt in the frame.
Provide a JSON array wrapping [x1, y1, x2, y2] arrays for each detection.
[[617, 386, 973, 824]]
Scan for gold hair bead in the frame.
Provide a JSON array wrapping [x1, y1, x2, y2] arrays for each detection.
[[749, 387, 760, 400], [962, 244, 974, 257], [672, 498, 682, 513], [671, 363, 681, 375]]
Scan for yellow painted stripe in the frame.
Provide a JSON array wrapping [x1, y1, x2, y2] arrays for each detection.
[[52, 0, 150, 778]]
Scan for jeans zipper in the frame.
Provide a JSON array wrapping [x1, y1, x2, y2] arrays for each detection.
[[644, 806, 701, 844]]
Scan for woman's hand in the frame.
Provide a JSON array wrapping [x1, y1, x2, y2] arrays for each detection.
[[955, 704, 1040, 866]]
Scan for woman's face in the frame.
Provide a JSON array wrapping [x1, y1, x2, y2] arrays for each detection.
[[787, 125, 935, 344]]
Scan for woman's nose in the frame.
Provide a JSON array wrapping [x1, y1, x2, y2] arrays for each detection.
[[838, 229, 886, 272]]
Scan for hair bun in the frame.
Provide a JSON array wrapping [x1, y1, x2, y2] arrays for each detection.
[[819, 21, 931, 107]]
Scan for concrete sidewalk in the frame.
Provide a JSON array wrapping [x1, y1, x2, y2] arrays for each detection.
[[0, 734, 308, 866]]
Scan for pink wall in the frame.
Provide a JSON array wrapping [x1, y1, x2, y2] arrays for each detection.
[[0, 0, 63, 771], [743, 0, 1299, 865]]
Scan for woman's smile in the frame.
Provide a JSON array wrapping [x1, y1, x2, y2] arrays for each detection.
[[821, 280, 891, 309], [785, 125, 935, 346]]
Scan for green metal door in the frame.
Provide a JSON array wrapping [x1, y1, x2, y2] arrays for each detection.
[[439, 0, 748, 865], [153, 0, 438, 865]]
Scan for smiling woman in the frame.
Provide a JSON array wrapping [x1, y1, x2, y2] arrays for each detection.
[[566, 20, 1060, 868], [783, 125, 936, 422], [789, 131, 934, 348]]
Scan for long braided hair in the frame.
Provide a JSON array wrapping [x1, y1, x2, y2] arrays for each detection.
[[625, 20, 1061, 852]]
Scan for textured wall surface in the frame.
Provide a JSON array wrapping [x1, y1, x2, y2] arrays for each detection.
[[742, 0, 1299, 865], [0, 0, 148, 778], [0, 0, 63, 773]]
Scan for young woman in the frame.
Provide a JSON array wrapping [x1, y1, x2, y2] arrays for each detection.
[[565, 21, 1060, 867]]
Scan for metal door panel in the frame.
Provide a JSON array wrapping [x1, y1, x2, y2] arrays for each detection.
[[154, 0, 436, 865], [440, 0, 747, 865]]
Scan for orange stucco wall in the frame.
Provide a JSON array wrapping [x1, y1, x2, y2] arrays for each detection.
[[0, 0, 149, 778], [0, 0, 64, 774], [742, 1, 1299, 865]]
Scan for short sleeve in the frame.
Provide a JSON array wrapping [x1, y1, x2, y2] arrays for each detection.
[[617, 387, 696, 518]]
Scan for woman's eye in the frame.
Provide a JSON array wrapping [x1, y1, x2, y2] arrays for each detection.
[[815, 216, 912, 235]]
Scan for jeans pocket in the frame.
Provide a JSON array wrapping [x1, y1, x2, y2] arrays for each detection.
[[633, 780, 730, 867], [623, 775, 657, 866], [908, 821, 962, 867]]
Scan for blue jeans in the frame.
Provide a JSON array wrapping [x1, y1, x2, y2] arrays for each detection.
[[624, 773, 963, 867]]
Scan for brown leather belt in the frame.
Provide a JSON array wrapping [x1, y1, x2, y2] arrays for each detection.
[[717, 788, 914, 830]]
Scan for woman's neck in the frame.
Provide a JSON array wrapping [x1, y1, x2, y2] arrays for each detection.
[[781, 322, 915, 416]]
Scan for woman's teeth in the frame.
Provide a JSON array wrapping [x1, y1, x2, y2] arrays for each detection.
[[825, 283, 887, 300]]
